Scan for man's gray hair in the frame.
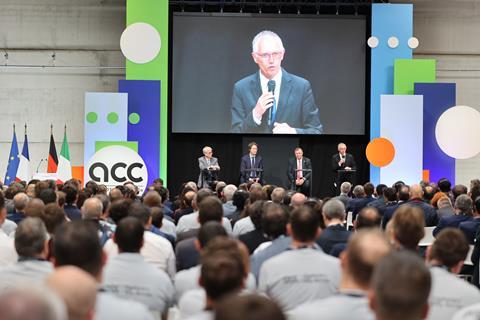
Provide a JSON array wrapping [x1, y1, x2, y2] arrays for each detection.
[[202, 146, 212, 154], [340, 182, 352, 195], [81, 197, 103, 220], [223, 184, 237, 202], [271, 187, 286, 203], [252, 30, 284, 53], [322, 199, 346, 220], [455, 194, 473, 216], [15, 217, 48, 257], [353, 185, 365, 198], [13, 192, 29, 211]]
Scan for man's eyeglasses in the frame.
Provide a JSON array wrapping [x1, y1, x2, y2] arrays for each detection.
[[255, 51, 284, 60]]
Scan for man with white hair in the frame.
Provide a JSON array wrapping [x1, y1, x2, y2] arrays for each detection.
[[230, 30, 322, 134], [316, 199, 351, 254], [198, 146, 220, 188], [332, 143, 356, 193], [333, 181, 351, 208], [222, 184, 238, 219]]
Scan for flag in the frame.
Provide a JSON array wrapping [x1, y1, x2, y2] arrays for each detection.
[[56, 127, 72, 183], [4, 128, 20, 185], [16, 127, 30, 182], [47, 128, 58, 173]]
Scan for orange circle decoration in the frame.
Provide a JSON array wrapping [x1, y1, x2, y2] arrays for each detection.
[[366, 138, 395, 167]]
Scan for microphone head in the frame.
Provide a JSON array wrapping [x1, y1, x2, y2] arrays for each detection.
[[267, 80, 276, 93]]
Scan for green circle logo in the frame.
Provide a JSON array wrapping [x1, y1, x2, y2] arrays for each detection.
[[86, 112, 98, 123], [128, 112, 141, 125], [107, 112, 119, 124]]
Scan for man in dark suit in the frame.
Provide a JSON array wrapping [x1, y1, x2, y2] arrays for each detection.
[[240, 142, 264, 184], [197, 146, 220, 189], [459, 196, 480, 244], [230, 30, 322, 134], [287, 148, 312, 196], [332, 143, 356, 193], [406, 184, 438, 227], [316, 199, 351, 254], [433, 194, 473, 237]]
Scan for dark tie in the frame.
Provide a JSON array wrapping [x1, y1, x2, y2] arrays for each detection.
[[251, 157, 255, 177]]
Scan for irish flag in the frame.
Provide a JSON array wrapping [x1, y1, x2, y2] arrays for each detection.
[[56, 128, 72, 183]]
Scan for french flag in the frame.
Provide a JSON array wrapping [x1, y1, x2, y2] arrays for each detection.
[[16, 129, 30, 183]]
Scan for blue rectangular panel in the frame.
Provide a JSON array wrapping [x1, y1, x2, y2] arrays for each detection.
[[370, 4, 413, 184], [414, 83, 456, 184], [84, 92, 128, 181], [380, 95, 423, 186], [119, 80, 161, 188]]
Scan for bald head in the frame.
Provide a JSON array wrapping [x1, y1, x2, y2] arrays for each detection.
[[290, 193, 307, 208], [81, 197, 103, 220], [13, 192, 29, 212], [46, 266, 97, 320], [409, 184, 424, 199]]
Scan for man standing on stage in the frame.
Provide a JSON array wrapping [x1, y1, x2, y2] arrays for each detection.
[[240, 142, 264, 184], [332, 143, 356, 192], [230, 30, 322, 134], [287, 147, 312, 196], [198, 146, 220, 188]]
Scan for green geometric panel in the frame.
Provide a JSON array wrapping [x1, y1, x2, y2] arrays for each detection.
[[394, 59, 436, 95], [95, 141, 138, 153]]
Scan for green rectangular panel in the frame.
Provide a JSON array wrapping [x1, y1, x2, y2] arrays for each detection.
[[95, 141, 138, 153], [126, 0, 168, 184], [394, 59, 436, 95]]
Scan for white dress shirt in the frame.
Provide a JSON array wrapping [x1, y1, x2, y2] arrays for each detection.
[[253, 70, 283, 124]]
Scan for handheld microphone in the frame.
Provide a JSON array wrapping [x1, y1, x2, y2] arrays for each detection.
[[267, 80, 276, 126]]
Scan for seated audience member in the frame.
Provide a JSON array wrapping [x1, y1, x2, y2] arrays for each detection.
[[406, 184, 438, 226], [258, 207, 340, 311], [175, 190, 196, 223], [333, 182, 352, 209], [221, 184, 238, 220], [271, 187, 286, 204], [347, 185, 371, 221], [316, 199, 351, 254], [46, 266, 97, 320], [185, 248, 246, 320], [38, 188, 57, 205], [289, 230, 391, 320], [363, 183, 376, 201], [54, 220, 154, 320], [388, 205, 425, 252], [42, 203, 67, 235], [151, 185, 174, 217], [452, 184, 468, 202], [174, 222, 228, 301], [0, 191, 18, 266], [438, 178, 453, 200], [380, 187, 399, 229], [433, 194, 473, 237], [436, 196, 455, 219], [62, 184, 82, 221], [81, 197, 114, 246], [0, 217, 52, 290], [369, 251, 431, 320], [330, 206, 381, 257], [0, 286, 66, 320], [290, 192, 307, 209], [230, 189, 249, 224], [109, 187, 123, 203], [107, 199, 131, 224], [177, 189, 232, 236], [238, 201, 269, 254], [426, 228, 480, 320], [459, 196, 480, 244], [103, 217, 174, 315], [94, 193, 110, 220], [232, 189, 268, 236], [251, 202, 289, 254], [367, 184, 388, 216], [7, 192, 29, 224], [215, 294, 286, 320], [150, 206, 176, 245], [103, 203, 176, 278], [176, 196, 224, 271], [423, 185, 436, 203]]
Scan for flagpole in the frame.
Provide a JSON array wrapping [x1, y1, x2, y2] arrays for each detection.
[[51, 124, 53, 135], [13, 123, 15, 134], [24, 123, 27, 136]]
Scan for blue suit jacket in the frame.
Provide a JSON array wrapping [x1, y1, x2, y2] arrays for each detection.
[[239, 154, 264, 183], [231, 69, 323, 134], [459, 218, 480, 244], [433, 214, 472, 237]]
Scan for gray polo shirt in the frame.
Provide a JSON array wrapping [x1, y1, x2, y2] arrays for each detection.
[[96, 291, 154, 320], [428, 267, 480, 320], [453, 303, 480, 320], [288, 290, 374, 320], [0, 259, 53, 291], [258, 247, 340, 311], [102, 253, 174, 313]]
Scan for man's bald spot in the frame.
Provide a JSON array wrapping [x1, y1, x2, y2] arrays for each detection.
[[410, 184, 423, 198], [291, 193, 307, 207], [46, 266, 97, 320]]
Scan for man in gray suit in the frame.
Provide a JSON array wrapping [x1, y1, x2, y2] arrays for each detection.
[[198, 146, 220, 189], [231, 30, 323, 134]]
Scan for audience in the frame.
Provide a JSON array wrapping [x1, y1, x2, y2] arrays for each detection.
[[433, 194, 473, 237], [388, 205, 425, 251], [8, 192, 29, 224], [221, 184, 238, 219], [238, 200, 269, 254], [215, 294, 285, 320], [407, 184, 438, 226], [316, 199, 350, 253], [334, 181, 351, 208], [0, 191, 18, 266]]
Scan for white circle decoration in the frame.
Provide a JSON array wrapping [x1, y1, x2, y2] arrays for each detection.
[[435, 105, 480, 159], [367, 36, 379, 48], [408, 37, 419, 49], [387, 36, 399, 48], [120, 22, 161, 64]]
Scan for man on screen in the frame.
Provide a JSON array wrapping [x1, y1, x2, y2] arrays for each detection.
[[239, 142, 264, 184], [231, 30, 323, 134], [287, 147, 312, 196]]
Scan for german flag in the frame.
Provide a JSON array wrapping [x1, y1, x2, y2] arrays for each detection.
[[47, 131, 58, 173]]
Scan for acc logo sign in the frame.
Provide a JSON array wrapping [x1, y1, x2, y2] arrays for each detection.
[[86, 146, 148, 193]]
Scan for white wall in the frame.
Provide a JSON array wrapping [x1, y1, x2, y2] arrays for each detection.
[[0, 0, 125, 179]]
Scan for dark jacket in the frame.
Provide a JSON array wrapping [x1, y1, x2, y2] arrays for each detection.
[[316, 224, 351, 255]]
